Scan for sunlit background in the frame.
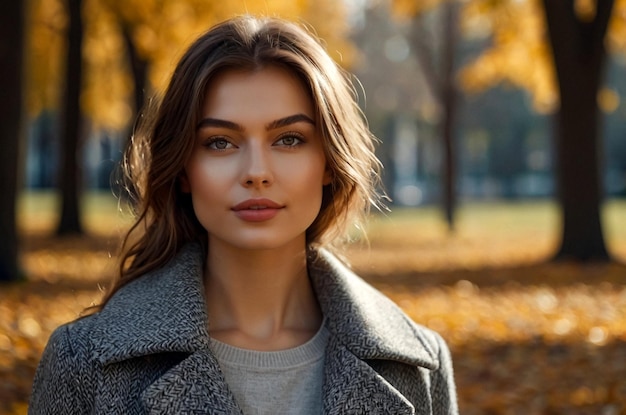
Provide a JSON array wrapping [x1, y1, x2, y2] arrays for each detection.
[[2, 0, 626, 413]]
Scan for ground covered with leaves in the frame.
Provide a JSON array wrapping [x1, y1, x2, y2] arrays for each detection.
[[2, 194, 625, 414]]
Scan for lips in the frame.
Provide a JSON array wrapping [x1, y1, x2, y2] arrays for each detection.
[[232, 198, 284, 211], [232, 198, 284, 222]]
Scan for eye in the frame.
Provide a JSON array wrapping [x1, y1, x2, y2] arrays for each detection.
[[274, 133, 304, 147], [204, 137, 235, 151]]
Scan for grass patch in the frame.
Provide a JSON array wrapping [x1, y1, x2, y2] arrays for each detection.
[[17, 190, 133, 237], [346, 199, 625, 276]]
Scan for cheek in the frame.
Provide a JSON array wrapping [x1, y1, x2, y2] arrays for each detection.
[[186, 159, 229, 191], [287, 151, 327, 181], [288, 161, 328, 190]]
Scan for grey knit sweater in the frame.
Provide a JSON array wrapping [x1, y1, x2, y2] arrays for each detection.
[[29, 244, 458, 414], [210, 323, 329, 414]]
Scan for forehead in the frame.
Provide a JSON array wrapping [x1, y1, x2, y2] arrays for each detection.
[[201, 66, 315, 121]]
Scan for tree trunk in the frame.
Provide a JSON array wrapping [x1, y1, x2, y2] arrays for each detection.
[[57, 0, 84, 235], [120, 23, 149, 120], [542, 0, 613, 261], [440, 2, 459, 230], [409, 2, 460, 230], [0, 1, 25, 281], [112, 21, 150, 200]]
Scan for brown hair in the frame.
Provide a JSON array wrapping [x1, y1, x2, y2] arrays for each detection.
[[97, 15, 383, 310]]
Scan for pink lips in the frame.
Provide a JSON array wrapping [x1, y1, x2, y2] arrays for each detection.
[[231, 198, 284, 222]]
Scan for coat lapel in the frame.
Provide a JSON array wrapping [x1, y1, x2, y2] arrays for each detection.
[[309, 249, 439, 368], [93, 244, 211, 365], [140, 349, 242, 415], [322, 338, 415, 414], [309, 249, 440, 414], [92, 244, 243, 413]]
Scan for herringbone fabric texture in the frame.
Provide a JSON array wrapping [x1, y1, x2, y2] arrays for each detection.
[[29, 244, 458, 414]]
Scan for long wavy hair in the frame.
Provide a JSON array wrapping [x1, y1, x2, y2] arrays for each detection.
[[96, 15, 383, 311]]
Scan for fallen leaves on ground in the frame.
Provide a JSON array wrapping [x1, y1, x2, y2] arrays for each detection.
[[376, 279, 626, 414], [344, 204, 626, 413]]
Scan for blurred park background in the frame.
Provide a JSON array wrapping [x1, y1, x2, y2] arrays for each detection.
[[1, 0, 626, 413]]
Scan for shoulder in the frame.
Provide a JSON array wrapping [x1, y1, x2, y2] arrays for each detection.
[[44, 313, 101, 367], [39, 313, 100, 361], [29, 316, 99, 413]]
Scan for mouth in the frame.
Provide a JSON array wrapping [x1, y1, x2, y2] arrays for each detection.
[[232, 198, 284, 211], [232, 199, 284, 222]]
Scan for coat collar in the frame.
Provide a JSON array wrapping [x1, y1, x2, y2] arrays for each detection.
[[94, 243, 438, 370], [93, 244, 211, 364], [92, 244, 438, 414]]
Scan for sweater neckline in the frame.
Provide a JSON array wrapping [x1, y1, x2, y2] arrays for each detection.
[[209, 319, 329, 369]]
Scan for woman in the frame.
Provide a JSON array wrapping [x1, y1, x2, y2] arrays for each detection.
[[30, 16, 457, 414]]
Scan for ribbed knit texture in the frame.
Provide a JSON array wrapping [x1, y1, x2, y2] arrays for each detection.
[[210, 323, 329, 414]]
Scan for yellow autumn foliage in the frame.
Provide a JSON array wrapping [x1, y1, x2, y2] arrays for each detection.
[[25, 0, 65, 116], [28, 0, 626, 129], [608, 0, 626, 51], [26, 0, 354, 130], [459, 0, 558, 113], [392, 0, 626, 114], [391, 0, 443, 19]]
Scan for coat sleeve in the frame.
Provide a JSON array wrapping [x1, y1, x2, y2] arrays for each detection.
[[29, 324, 92, 414], [430, 332, 459, 415]]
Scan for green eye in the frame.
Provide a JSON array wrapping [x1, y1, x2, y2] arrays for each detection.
[[276, 134, 304, 147]]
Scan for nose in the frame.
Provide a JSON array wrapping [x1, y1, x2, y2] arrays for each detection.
[[241, 144, 273, 187]]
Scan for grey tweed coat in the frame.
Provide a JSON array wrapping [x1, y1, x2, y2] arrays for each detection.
[[29, 244, 458, 414]]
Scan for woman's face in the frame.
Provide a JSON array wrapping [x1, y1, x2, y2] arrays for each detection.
[[182, 66, 331, 252]]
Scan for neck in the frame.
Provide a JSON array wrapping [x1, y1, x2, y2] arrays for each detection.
[[204, 240, 322, 350]]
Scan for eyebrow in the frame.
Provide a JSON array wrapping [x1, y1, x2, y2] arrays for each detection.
[[266, 114, 315, 130], [196, 113, 315, 131]]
